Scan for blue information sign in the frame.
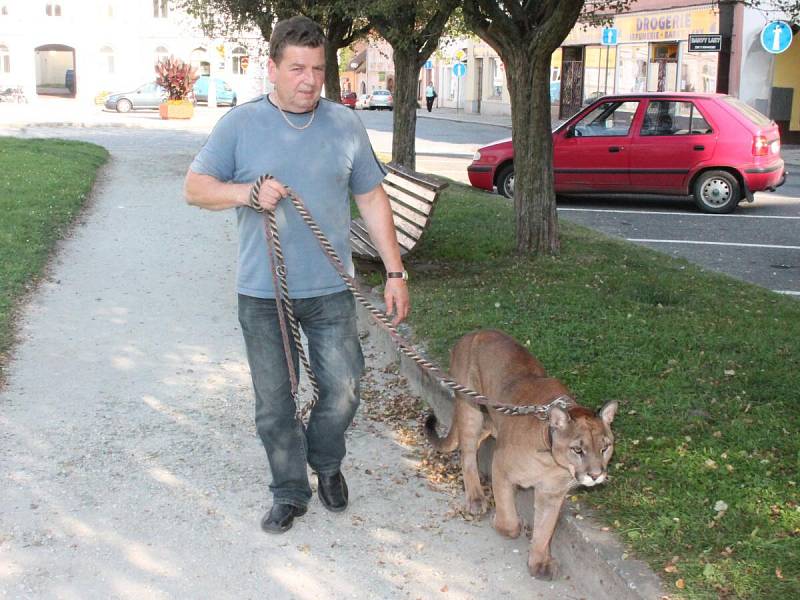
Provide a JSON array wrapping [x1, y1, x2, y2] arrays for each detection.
[[424, 60, 433, 70], [761, 21, 793, 54], [452, 62, 466, 77], [601, 28, 618, 46]]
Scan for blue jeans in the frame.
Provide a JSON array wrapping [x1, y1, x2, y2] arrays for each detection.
[[238, 290, 364, 508]]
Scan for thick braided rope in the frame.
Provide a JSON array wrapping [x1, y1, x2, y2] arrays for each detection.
[[280, 190, 570, 418], [251, 176, 319, 420]]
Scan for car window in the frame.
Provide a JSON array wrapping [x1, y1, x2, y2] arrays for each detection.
[[640, 101, 712, 136], [722, 96, 772, 127], [573, 101, 639, 137]]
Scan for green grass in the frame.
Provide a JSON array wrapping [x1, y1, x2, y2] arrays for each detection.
[[382, 181, 800, 599], [0, 137, 108, 376]]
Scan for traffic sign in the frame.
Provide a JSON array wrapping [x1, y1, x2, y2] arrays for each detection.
[[452, 63, 466, 77], [424, 60, 433, 70], [455, 50, 466, 61], [601, 27, 618, 46], [761, 21, 793, 54]]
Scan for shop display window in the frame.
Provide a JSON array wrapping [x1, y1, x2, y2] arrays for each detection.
[[615, 45, 648, 94], [679, 42, 718, 93]]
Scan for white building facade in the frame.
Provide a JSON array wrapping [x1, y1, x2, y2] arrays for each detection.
[[0, 0, 268, 104]]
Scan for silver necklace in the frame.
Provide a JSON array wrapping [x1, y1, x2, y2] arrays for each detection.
[[273, 93, 316, 130]]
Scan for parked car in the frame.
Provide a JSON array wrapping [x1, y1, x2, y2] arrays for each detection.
[[467, 93, 787, 214], [368, 89, 393, 110], [341, 91, 357, 109], [193, 75, 237, 106], [104, 82, 166, 113], [355, 93, 371, 110]]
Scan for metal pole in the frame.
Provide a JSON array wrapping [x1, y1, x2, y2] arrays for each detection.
[[604, 45, 610, 94], [457, 72, 460, 114]]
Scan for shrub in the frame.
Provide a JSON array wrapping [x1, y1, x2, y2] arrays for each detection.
[[154, 56, 198, 101]]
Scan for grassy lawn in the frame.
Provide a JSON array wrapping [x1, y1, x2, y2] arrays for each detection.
[[0, 137, 108, 378], [375, 180, 799, 599]]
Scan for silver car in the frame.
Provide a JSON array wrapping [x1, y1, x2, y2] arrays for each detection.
[[368, 89, 393, 111], [104, 82, 166, 113]]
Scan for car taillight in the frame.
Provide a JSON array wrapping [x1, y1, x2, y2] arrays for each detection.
[[387, 95, 393, 101], [752, 135, 769, 156]]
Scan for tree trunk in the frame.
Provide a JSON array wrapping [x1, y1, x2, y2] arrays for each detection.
[[390, 46, 420, 169], [507, 50, 559, 255], [324, 45, 341, 102]]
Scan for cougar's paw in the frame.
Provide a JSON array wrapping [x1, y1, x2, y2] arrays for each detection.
[[493, 516, 521, 539], [466, 496, 488, 517], [528, 557, 558, 580]]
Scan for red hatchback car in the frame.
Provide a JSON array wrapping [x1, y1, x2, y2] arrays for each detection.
[[341, 92, 357, 109], [467, 93, 787, 213]]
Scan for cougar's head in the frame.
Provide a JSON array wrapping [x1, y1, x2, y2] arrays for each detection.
[[548, 401, 617, 487]]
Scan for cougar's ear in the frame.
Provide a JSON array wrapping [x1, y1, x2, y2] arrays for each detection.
[[549, 406, 570, 431], [598, 401, 618, 426]]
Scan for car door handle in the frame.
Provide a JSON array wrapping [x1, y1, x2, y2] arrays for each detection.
[[608, 146, 623, 153], [694, 145, 705, 151]]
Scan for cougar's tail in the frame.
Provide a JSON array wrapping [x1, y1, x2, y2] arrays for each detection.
[[424, 413, 459, 452]]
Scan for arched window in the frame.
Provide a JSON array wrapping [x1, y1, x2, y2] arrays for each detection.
[[152, 0, 168, 18], [231, 46, 248, 75], [191, 47, 210, 76], [0, 44, 9, 74], [155, 46, 169, 64], [100, 46, 114, 74], [46, 3, 63, 16]]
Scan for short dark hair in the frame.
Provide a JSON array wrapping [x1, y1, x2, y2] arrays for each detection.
[[269, 16, 326, 64]]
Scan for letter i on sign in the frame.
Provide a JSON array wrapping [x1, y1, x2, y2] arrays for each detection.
[[772, 24, 781, 52]]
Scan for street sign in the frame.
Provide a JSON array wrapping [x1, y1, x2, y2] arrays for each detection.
[[453, 62, 466, 77], [455, 50, 466, 61], [601, 27, 618, 46], [761, 21, 793, 54], [688, 34, 722, 52], [424, 60, 433, 70]]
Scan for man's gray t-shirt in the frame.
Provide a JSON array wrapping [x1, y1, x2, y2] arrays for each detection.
[[190, 96, 385, 299]]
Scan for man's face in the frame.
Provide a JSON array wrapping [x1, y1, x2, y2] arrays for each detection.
[[268, 45, 325, 113]]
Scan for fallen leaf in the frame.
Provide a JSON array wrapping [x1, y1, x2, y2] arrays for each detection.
[[776, 568, 784, 580], [676, 579, 686, 589], [664, 565, 678, 573], [440, 585, 449, 593]]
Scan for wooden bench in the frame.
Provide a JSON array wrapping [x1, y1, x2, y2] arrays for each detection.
[[350, 161, 448, 260]]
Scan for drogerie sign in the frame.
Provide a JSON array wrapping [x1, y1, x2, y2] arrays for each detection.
[[688, 34, 722, 52]]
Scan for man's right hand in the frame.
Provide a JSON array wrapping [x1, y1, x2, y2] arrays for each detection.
[[252, 177, 290, 212]]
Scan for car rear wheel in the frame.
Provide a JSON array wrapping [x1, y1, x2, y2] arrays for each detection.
[[693, 170, 740, 214], [496, 164, 514, 199], [116, 99, 132, 113]]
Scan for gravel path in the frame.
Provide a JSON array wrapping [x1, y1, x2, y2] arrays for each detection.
[[0, 127, 590, 599]]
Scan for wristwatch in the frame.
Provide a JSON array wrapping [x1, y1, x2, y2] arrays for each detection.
[[386, 270, 408, 281]]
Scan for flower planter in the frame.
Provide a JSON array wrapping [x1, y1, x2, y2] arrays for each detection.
[[159, 100, 194, 120]]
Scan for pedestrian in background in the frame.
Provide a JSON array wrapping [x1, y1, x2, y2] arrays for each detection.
[[425, 83, 437, 112], [184, 15, 409, 535]]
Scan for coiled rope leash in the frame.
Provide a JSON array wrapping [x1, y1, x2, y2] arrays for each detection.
[[250, 174, 573, 419]]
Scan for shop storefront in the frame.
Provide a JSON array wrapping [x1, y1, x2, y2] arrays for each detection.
[[556, 4, 720, 118]]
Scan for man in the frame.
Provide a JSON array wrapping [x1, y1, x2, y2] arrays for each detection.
[[184, 16, 409, 534], [425, 83, 437, 112]]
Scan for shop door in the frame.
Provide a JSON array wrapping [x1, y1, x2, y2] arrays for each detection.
[[630, 100, 717, 192], [647, 44, 678, 92], [559, 46, 584, 119], [554, 100, 640, 191]]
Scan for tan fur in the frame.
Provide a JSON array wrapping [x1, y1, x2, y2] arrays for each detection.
[[425, 330, 617, 580]]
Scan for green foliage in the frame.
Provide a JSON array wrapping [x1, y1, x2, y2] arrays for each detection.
[[372, 181, 800, 599], [0, 138, 108, 378], [154, 56, 199, 101]]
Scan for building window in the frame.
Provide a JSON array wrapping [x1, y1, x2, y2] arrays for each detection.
[[153, 0, 168, 18], [100, 46, 115, 75], [0, 44, 9, 73], [1, 5, 8, 16], [191, 47, 210, 76], [491, 58, 504, 97], [105, 2, 114, 18], [231, 46, 248, 75], [155, 46, 169, 64], [45, 3, 62, 16]]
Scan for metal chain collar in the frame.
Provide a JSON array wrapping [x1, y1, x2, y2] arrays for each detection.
[[250, 174, 574, 419]]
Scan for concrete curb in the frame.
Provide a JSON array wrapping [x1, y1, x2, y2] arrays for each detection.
[[356, 296, 665, 600]]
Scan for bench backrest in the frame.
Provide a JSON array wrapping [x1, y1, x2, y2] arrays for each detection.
[[350, 161, 448, 260]]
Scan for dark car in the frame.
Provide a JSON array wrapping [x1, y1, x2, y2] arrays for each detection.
[[104, 82, 166, 113], [341, 92, 357, 109], [467, 93, 787, 213]]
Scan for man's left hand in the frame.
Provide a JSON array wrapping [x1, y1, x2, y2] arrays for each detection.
[[384, 278, 410, 326]]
